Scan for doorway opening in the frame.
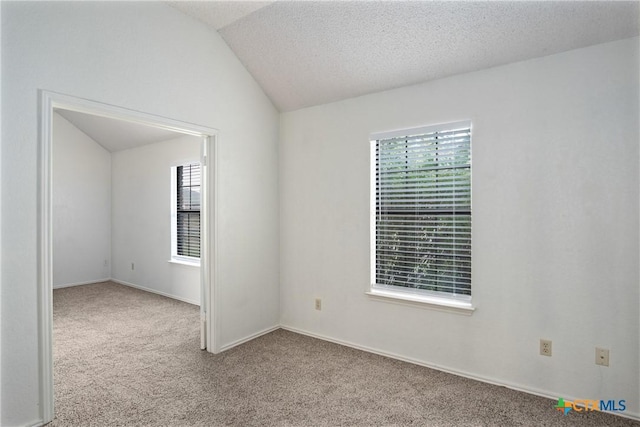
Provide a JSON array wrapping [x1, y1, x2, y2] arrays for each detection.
[[38, 90, 218, 424]]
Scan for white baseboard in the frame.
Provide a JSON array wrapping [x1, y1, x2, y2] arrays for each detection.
[[280, 324, 640, 422], [218, 324, 281, 353], [53, 278, 110, 289], [110, 278, 199, 306]]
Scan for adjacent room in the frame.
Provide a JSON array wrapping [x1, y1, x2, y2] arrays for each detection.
[[1, 1, 639, 426], [52, 110, 202, 305]]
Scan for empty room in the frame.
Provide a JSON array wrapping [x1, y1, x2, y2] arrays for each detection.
[[1, 1, 638, 426]]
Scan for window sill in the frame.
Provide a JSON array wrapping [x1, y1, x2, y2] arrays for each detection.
[[168, 258, 200, 268], [366, 289, 475, 315]]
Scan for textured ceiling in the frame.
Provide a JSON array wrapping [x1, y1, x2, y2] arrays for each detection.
[[173, 1, 639, 112], [57, 109, 185, 153]]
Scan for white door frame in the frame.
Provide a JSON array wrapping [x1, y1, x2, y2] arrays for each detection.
[[38, 90, 219, 424]]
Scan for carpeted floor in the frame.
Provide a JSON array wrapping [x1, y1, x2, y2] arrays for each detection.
[[51, 281, 638, 426]]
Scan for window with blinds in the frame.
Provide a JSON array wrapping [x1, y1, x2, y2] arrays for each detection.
[[176, 163, 201, 258], [371, 121, 471, 301]]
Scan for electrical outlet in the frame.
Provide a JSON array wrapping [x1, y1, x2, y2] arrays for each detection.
[[596, 347, 609, 366], [104, 259, 109, 267], [540, 339, 552, 357], [131, 262, 135, 270], [315, 298, 322, 311]]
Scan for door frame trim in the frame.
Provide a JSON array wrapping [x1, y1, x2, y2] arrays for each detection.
[[38, 90, 219, 423]]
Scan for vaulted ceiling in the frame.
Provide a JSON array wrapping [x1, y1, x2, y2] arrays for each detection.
[[56, 109, 186, 153], [170, 1, 639, 112], [60, 1, 640, 148]]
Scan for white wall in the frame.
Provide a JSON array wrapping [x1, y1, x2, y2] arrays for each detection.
[[280, 37, 639, 417], [52, 112, 111, 288], [1, 2, 280, 425], [111, 135, 201, 305]]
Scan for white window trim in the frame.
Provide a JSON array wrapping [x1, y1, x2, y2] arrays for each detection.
[[366, 288, 474, 314], [370, 120, 472, 142], [168, 257, 200, 267], [368, 120, 474, 313], [170, 163, 201, 266]]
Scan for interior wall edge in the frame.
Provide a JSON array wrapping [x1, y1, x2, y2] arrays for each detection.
[[110, 278, 199, 307], [279, 325, 640, 422], [217, 325, 281, 353], [52, 279, 110, 290], [24, 418, 44, 427]]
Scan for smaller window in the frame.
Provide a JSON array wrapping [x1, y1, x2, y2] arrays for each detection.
[[171, 163, 201, 263]]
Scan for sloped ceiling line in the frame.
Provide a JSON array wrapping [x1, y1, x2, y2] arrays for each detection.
[[170, 1, 639, 112]]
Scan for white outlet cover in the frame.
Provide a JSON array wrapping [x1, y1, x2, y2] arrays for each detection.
[[540, 339, 552, 356], [596, 347, 610, 366]]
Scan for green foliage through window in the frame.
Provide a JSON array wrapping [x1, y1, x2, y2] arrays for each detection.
[[374, 124, 471, 296]]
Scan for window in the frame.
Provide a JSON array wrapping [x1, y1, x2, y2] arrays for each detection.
[[370, 121, 471, 307], [171, 163, 201, 262]]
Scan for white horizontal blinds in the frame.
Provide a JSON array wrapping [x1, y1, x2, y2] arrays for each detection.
[[375, 124, 471, 296], [177, 163, 201, 258]]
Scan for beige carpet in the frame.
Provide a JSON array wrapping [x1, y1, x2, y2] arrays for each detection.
[[51, 281, 638, 426]]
